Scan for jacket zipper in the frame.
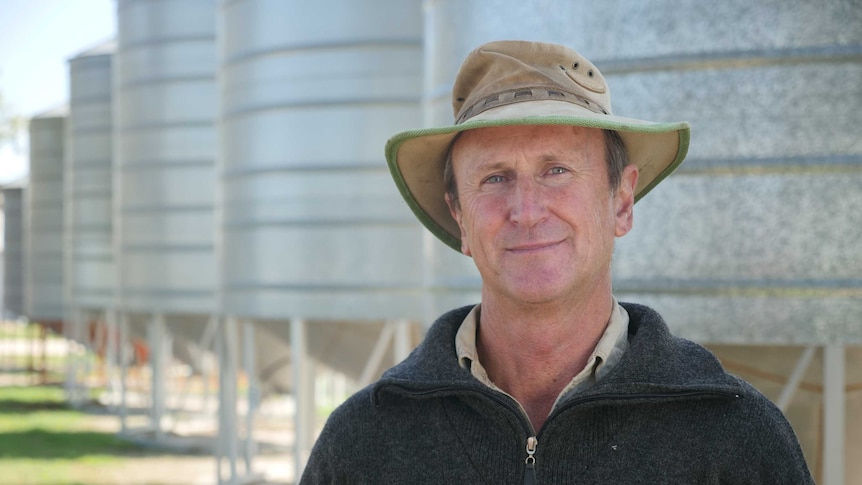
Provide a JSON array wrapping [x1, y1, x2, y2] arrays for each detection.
[[524, 436, 538, 485]]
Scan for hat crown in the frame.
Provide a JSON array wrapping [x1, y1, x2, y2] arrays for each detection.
[[452, 40, 612, 123]]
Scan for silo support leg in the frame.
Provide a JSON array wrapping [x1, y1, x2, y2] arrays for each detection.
[[64, 311, 76, 402], [776, 345, 816, 412], [118, 313, 129, 434], [105, 309, 118, 410], [358, 322, 396, 387], [291, 318, 311, 480], [394, 320, 412, 364], [200, 316, 218, 414], [148, 314, 168, 442], [68, 309, 86, 406], [241, 320, 260, 476], [217, 316, 245, 485], [822, 344, 845, 485]]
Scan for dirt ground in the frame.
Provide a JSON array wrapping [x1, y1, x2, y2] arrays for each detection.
[[0, 372, 299, 485], [81, 413, 297, 485]]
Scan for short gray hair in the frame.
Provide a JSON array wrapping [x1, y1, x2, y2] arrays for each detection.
[[444, 129, 630, 208]]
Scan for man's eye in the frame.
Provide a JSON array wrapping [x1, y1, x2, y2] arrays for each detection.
[[549, 166, 569, 175], [484, 175, 506, 184]]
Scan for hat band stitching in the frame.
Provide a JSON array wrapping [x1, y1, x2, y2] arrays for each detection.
[[455, 88, 609, 124]]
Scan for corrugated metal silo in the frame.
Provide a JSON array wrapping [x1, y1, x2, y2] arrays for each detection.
[[425, 0, 862, 339], [597, 6, 862, 482], [67, 41, 115, 311], [115, 0, 217, 315], [219, 2, 425, 476], [219, 0, 425, 323], [26, 109, 67, 322], [423, 1, 862, 482], [2, 187, 25, 317]]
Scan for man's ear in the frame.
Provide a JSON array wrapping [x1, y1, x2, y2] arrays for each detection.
[[614, 164, 639, 237], [445, 193, 471, 256]]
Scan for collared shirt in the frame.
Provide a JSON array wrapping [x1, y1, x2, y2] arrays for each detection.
[[455, 298, 630, 417]]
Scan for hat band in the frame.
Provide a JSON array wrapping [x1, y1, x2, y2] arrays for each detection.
[[455, 87, 610, 124]]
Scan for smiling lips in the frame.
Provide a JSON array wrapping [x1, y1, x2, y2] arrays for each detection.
[[506, 239, 564, 253]]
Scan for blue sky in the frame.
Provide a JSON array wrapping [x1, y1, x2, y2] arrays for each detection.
[[0, 0, 115, 184]]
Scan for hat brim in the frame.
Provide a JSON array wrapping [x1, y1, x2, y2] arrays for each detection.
[[385, 100, 691, 252]]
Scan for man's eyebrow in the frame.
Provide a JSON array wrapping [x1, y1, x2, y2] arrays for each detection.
[[539, 154, 563, 163], [470, 153, 573, 172], [470, 159, 511, 173]]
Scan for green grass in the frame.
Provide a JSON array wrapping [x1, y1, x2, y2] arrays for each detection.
[[0, 385, 64, 405], [0, 385, 154, 484], [0, 386, 142, 457], [0, 323, 61, 339], [0, 324, 35, 339]]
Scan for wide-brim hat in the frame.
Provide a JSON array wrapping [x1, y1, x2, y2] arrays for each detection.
[[385, 40, 691, 252]]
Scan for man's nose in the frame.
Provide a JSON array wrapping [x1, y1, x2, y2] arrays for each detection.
[[509, 177, 547, 226]]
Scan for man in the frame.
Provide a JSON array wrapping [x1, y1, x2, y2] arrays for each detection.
[[301, 40, 812, 484]]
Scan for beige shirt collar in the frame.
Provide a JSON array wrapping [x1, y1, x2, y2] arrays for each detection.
[[455, 298, 630, 414]]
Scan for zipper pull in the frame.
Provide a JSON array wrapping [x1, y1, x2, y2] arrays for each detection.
[[524, 436, 538, 485]]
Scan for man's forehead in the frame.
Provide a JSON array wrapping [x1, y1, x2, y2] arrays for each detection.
[[451, 124, 605, 165]]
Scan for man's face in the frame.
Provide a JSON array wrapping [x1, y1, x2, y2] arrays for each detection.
[[446, 125, 637, 307]]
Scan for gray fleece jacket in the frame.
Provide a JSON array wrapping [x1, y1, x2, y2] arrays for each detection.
[[301, 302, 813, 484]]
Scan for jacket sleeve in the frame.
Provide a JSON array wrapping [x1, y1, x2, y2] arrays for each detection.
[[299, 388, 378, 485], [299, 430, 337, 485], [731, 384, 815, 484]]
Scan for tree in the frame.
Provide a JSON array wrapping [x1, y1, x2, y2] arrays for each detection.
[[0, 85, 27, 148]]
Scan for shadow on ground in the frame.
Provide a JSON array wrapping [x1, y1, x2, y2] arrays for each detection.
[[0, 387, 149, 459], [0, 398, 69, 413], [0, 429, 149, 459]]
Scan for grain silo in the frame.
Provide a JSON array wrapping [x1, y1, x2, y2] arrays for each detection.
[[115, 0, 217, 316], [218, 0, 424, 477], [114, 0, 219, 440], [219, 0, 425, 321], [67, 41, 115, 314], [422, 1, 862, 483], [2, 187, 25, 319], [26, 108, 67, 325], [63, 40, 117, 405]]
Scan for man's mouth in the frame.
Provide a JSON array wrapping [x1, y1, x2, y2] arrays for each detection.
[[507, 240, 563, 253]]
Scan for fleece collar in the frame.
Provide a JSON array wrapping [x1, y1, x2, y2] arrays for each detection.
[[372, 302, 745, 407]]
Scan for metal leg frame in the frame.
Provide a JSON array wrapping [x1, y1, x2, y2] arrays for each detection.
[[217, 317, 264, 485], [105, 309, 120, 411], [68, 308, 88, 406], [201, 316, 218, 416], [776, 345, 816, 412], [358, 321, 396, 388], [170, 316, 218, 426], [217, 318, 413, 483], [393, 319, 412, 363], [772, 343, 845, 483], [241, 321, 260, 477], [292, 318, 312, 481], [119, 313, 130, 434], [64, 309, 78, 403], [359, 320, 414, 388], [217, 316, 238, 484], [93, 315, 108, 389], [822, 344, 845, 485], [148, 313, 169, 442]]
